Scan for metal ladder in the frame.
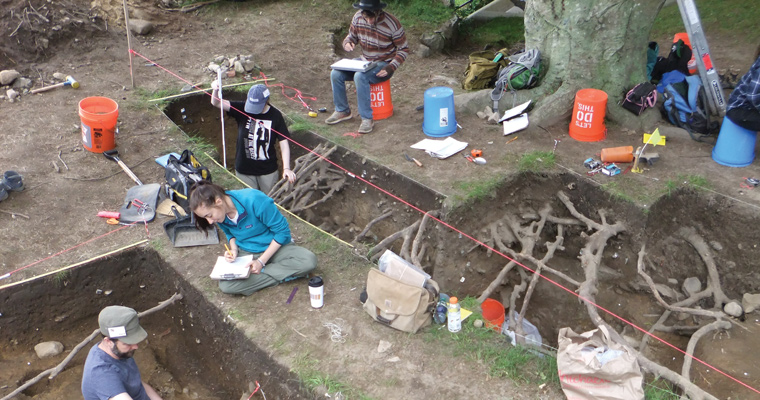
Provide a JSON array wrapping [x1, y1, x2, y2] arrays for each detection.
[[676, 0, 726, 117]]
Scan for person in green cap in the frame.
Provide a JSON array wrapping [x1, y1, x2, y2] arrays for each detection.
[[81, 305, 163, 400]]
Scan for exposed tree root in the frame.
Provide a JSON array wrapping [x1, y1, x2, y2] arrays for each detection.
[[1, 293, 183, 400], [367, 210, 440, 263], [352, 208, 393, 243], [270, 144, 346, 213]]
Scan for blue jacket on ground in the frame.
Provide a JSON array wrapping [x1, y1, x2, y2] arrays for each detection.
[[218, 189, 291, 253]]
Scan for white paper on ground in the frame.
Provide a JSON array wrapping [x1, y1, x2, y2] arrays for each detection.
[[498, 100, 531, 123], [502, 113, 529, 135], [410, 137, 468, 159], [209, 254, 253, 280]]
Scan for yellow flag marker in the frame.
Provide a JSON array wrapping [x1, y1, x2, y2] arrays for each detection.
[[633, 128, 664, 173], [643, 128, 666, 146]]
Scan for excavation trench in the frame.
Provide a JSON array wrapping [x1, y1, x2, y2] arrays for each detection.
[[161, 95, 760, 399], [0, 248, 307, 400]]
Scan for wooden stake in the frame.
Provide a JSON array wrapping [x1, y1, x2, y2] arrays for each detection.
[[122, 0, 134, 88]]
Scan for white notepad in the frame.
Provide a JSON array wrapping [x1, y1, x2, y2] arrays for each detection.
[[209, 254, 253, 280], [330, 59, 377, 72]]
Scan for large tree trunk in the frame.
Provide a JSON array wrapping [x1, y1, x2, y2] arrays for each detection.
[[457, 0, 667, 131]]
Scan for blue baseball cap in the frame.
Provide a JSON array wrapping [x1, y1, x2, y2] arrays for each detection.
[[244, 84, 270, 114]]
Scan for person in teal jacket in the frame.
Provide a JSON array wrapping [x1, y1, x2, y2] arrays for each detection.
[[189, 181, 317, 295]]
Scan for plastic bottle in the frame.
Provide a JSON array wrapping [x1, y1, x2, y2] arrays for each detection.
[[447, 297, 461, 333]]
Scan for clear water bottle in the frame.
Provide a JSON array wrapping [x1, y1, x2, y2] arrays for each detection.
[[447, 296, 461, 333]]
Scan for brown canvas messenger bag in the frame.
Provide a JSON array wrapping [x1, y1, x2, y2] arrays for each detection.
[[362, 268, 439, 333]]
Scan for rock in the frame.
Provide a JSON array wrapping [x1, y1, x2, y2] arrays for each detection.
[[709, 241, 723, 251], [53, 72, 67, 81], [0, 69, 20, 85], [6, 89, 19, 101], [234, 60, 245, 74], [667, 278, 678, 285], [723, 301, 743, 318], [420, 32, 445, 52], [431, 74, 460, 87], [473, 319, 483, 328], [676, 312, 691, 321], [128, 19, 154, 35], [417, 44, 431, 58], [12, 77, 32, 89], [386, 356, 400, 362], [34, 341, 64, 358], [682, 277, 702, 297], [743, 293, 760, 313], [207, 62, 221, 73], [214, 55, 226, 64], [242, 58, 258, 73], [377, 340, 392, 353], [655, 283, 679, 300]]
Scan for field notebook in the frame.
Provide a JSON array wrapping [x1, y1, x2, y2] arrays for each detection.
[[330, 59, 377, 72], [209, 254, 253, 280]]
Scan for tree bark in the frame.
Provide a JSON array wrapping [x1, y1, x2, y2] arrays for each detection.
[[457, 0, 666, 131]]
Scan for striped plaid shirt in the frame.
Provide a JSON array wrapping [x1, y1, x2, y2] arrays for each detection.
[[728, 56, 760, 113], [343, 10, 409, 72]]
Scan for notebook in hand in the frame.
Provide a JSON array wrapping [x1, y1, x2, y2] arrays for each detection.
[[330, 59, 378, 72], [209, 254, 253, 280]]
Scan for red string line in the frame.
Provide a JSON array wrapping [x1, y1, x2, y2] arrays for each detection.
[[128, 49, 760, 396], [1, 223, 137, 280], [246, 381, 261, 399]]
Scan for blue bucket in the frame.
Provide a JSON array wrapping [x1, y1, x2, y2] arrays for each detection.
[[423, 87, 457, 137], [712, 116, 757, 167]]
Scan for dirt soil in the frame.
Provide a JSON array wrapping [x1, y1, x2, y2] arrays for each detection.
[[2, 0, 760, 399]]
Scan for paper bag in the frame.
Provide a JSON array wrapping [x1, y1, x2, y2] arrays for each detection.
[[557, 325, 644, 400]]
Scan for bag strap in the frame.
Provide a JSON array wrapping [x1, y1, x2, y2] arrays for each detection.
[[375, 307, 397, 326]]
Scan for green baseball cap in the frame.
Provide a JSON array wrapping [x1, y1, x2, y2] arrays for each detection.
[[98, 306, 148, 345]]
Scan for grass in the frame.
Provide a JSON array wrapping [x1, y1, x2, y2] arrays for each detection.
[[652, 0, 760, 45], [644, 378, 680, 400], [51, 270, 71, 288], [451, 175, 503, 207], [665, 174, 711, 196], [291, 353, 375, 400], [423, 296, 559, 387], [518, 151, 556, 172]]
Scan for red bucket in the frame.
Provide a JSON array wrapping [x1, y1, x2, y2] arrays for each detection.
[[481, 298, 505, 332]]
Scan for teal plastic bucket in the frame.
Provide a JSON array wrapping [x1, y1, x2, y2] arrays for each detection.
[[712, 116, 757, 167], [422, 87, 457, 137]]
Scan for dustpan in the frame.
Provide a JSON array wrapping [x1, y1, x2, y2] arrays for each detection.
[[163, 206, 219, 247]]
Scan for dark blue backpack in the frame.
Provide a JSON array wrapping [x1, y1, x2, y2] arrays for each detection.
[[661, 75, 719, 142]]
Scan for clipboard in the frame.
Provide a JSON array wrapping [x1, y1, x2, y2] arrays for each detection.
[[209, 255, 253, 280], [330, 59, 378, 72]]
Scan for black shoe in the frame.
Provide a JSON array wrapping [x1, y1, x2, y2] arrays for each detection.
[[1, 171, 23, 192], [0, 186, 7, 202]]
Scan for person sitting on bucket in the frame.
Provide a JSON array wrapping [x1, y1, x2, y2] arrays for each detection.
[[189, 181, 317, 296], [726, 45, 760, 132], [81, 306, 164, 400], [325, 0, 408, 134]]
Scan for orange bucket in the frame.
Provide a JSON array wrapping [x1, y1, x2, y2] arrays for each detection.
[[79, 97, 118, 153], [370, 80, 393, 120], [601, 146, 634, 163], [673, 32, 697, 74], [481, 298, 505, 332], [569, 89, 607, 142]]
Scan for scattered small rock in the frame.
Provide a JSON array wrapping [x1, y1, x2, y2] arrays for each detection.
[[377, 340, 392, 353], [709, 241, 723, 251], [742, 293, 760, 313], [567, 182, 576, 190], [420, 32, 445, 52], [676, 312, 691, 321], [682, 277, 701, 297], [417, 44, 431, 58], [234, 60, 245, 74], [128, 19, 154, 35], [655, 283, 679, 300], [53, 72, 67, 81], [12, 77, 32, 90], [386, 356, 400, 362], [667, 278, 678, 285], [0, 69, 20, 85], [473, 319, 484, 328], [35, 341, 64, 359], [723, 301, 743, 318]]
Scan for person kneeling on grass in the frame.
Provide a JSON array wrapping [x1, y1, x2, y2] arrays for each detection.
[[189, 181, 317, 296]]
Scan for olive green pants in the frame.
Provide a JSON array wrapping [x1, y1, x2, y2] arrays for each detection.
[[218, 243, 317, 296], [235, 171, 279, 197]]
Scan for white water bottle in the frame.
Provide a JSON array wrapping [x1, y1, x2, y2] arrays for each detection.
[[447, 296, 461, 333]]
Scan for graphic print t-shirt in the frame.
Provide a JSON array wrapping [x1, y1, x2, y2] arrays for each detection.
[[228, 101, 290, 176]]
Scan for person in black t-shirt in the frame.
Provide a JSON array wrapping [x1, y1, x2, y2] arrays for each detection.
[[210, 82, 296, 195]]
